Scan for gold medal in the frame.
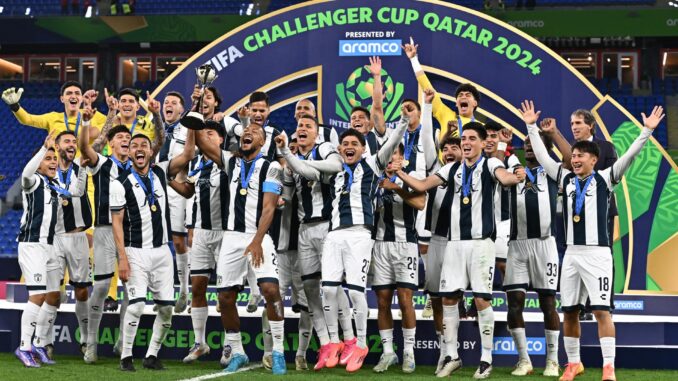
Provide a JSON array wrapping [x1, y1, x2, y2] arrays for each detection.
[[187, 175, 198, 184], [150, 204, 157, 212], [240, 188, 248, 196], [462, 196, 470, 205], [61, 199, 69, 206], [525, 181, 532, 188], [307, 181, 315, 188], [573, 215, 581, 223], [403, 160, 410, 167]]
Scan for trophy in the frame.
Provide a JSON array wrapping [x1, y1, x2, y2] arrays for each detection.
[[181, 64, 218, 130]]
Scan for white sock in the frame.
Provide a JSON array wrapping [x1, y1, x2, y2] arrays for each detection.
[[46, 305, 57, 345], [75, 300, 89, 345], [379, 329, 394, 354], [176, 252, 189, 295], [20, 302, 41, 351], [436, 330, 447, 360], [600, 337, 615, 366], [564, 336, 580, 364], [297, 311, 312, 356], [478, 307, 495, 364], [337, 288, 355, 341], [545, 329, 560, 362], [227, 332, 245, 355], [122, 302, 144, 359], [348, 289, 367, 348], [191, 307, 208, 345], [321, 285, 340, 343], [87, 278, 110, 346], [34, 303, 58, 347], [262, 311, 272, 353], [270, 319, 285, 353], [403, 327, 416, 354], [118, 283, 129, 345], [510, 328, 529, 361], [146, 305, 173, 358], [442, 304, 460, 359], [302, 279, 329, 346]]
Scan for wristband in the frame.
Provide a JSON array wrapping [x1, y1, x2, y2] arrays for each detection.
[[410, 56, 423, 73], [497, 142, 508, 152], [9, 103, 20, 112], [82, 119, 91, 127]]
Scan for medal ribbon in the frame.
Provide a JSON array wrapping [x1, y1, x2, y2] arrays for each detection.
[[110, 155, 131, 171], [403, 126, 421, 163], [64, 112, 82, 136], [132, 168, 155, 208], [342, 162, 359, 194], [461, 156, 483, 199], [240, 153, 263, 193], [189, 156, 213, 177], [574, 172, 595, 217], [58, 163, 73, 188], [525, 166, 543, 184], [457, 115, 475, 136], [42, 175, 71, 197], [297, 146, 317, 161], [129, 118, 139, 135]]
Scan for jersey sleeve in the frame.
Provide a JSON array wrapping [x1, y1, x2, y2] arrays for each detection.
[[486, 157, 506, 181], [275, 130, 288, 159], [89, 153, 108, 175], [317, 142, 338, 159], [507, 155, 521, 169], [13, 108, 53, 130], [435, 163, 454, 184], [109, 180, 126, 211], [222, 116, 242, 138], [263, 161, 283, 195], [220, 150, 233, 169]]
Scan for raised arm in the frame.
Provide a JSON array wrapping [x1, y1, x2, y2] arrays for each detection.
[[395, 169, 443, 193], [22, 134, 54, 189], [520, 100, 563, 181], [376, 110, 408, 168], [167, 129, 195, 178], [368, 56, 386, 136], [69, 160, 90, 197], [494, 165, 526, 187], [146, 91, 166, 156], [3, 87, 51, 130], [610, 106, 663, 183], [276, 134, 324, 181], [540, 118, 573, 170], [421, 89, 438, 170], [91, 89, 118, 153], [79, 107, 101, 167], [195, 129, 224, 168]]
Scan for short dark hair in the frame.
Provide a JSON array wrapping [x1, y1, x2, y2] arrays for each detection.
[[462, 121, 487, 140], [205, 86, 222, 111], [339, 128, 366, 146], [571, 140, 599, 158], [455, 83, 481, 107], [247, 122, 266, 140], [34, 146, 55, 156], [130, 134, 152, 146], [395, 142, 405, 155], [165, 91, 185, 107], [249, 91, 269, 106], [401, 98, 421, 111], [571, 109, 596, 136], [350, 106, 370, 120], [107, 125, 131, 141], [60, 81, 82, 95], [204, 119, 225, 138], [56, 130, 76, 143], [118, 88, 139, 101], [439, 130, 461, 150], [483, 120, 503, 132], [297, 113, 319, 130]]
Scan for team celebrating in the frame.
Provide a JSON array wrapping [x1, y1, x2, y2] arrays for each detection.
[[2, 39, 665, 380]]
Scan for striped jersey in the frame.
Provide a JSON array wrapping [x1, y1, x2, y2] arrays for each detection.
[[221, 152, 283, 234], [425, 162, 454, 238], [316, 125, 341, 147], [55, 158, 92, 234], [157, 121, 187, 162], [283, 143, 336, 223], [188, 153, 231, 231], [90, 153, 132, 226], [400, 125, 437, 175], [18, 175, 59, 244], [226, 121, 286, 162], [373, 174, 420, 243], [269, 193, 299, 252], [109, 161, 172, 248], [509, 165, 558, 240], [435, 157, 505, 240], [561, 170, 615, 247], [329, 155, 384, 230], [494, 154, 521, 223]]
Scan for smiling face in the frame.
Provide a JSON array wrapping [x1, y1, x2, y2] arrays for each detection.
[[339, 135, 365, 165], [60, 86, 83, 114], [109, 131, 131, 160], [250, 100, 270, 126], [119, 94, 140, 121], [294, 99, 316, 121], [455, 91, 477, 117], [129, 136, 153, 172], [56, 133, 77, 165], [401, 101, 421, 129], [442, 143, 461, 163], [570, 114, 594, 141], [570, 149, 597, 177], [201, 88, 219, 118], [163, 95, 185, 124], [461, 129, 486, 162], [350, 110, 370, 135], [484, 129, 499, 154], [240, 123, 266, 158], [296, 117, 318, 150], [39, 149, 58, 178]]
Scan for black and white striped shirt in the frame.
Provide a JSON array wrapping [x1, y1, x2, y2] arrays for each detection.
[[509, 166, 558, 240], [226, 121, 286, 162], [157, 121, 187, 162], [329, 155, 384, 230], [269, 193, 299, 252], [18, 176, 59, 244], [221, 153, 283, 234], [188, 153, 231, 231], [109, 162, 171, 248], [55, 158, 92, 234], [90, 153, 132, 226], [425, 163, 454, 238], [495, 155, 521, 223], [374, 175, 420, 243], [435, 157, 505, 240]]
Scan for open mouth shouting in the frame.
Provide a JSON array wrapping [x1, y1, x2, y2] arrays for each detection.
[[344, 148, 357, 162], [297, 130, 309, 144], [351, 121, 366, 133], [572, 161, 584, 174], [133, 150, 147, 166], [462, 145, 473, 157], [164, 107, 174, 120], [458, 100, 470, 115], [241, 133, 254, 149]]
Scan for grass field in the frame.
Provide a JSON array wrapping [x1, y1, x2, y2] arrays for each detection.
[[1, 354, 677, 381]]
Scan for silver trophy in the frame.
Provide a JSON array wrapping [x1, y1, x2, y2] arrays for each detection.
[[181, 64, 218, 130]]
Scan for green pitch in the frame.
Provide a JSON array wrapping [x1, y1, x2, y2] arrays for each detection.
[[1, 354, 677, 381]]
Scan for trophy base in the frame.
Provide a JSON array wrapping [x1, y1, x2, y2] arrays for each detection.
[[181, 111, 206, 130]]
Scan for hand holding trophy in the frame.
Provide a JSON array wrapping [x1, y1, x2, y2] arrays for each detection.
[[181, 64, 218, 130]]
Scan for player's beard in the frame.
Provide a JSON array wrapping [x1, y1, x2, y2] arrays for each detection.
[[239, 147, 257, 159]]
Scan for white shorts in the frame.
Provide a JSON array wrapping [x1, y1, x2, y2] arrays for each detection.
[[93, 225, 117, 280], [18, 242, 62, 295], [321, 226, 374, 292], [425, 235, 448, 296], [495, 220, 510, 261], [54, 231, 91, 287], [371, 241, 419, 291], [125, 245, 175, 305], [504, 237, 559, 295], [216, 231, 279, 291], [440, 238, 495, 299], [185, 195, 195, 229], [190, 228, 223, 277], [168, 186, 187, 235], [560, 245, 613, 312], [278, 250, 308, 309], [297, 221, 329, 281]]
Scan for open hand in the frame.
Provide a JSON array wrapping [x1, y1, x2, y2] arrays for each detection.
[[244, 241, 264, 268], [641, 105, 665, 130], [401, 36, 418, 59], [519, 100, 541, 125]]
